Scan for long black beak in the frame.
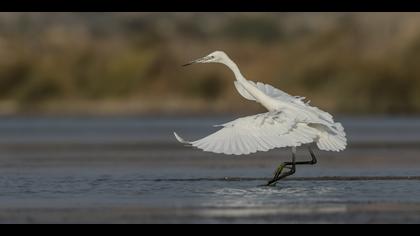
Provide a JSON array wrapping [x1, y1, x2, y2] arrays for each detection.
[[182, 56, 209, 67], [182, 61, 195, 67]]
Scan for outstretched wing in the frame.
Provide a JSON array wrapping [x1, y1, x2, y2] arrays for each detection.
[[174, 111, 317, 155], [234, 80, 334, 123], [234, 80, 297, 103]]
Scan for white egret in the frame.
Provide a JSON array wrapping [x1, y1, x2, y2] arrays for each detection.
[[174, 51, 347, 186]]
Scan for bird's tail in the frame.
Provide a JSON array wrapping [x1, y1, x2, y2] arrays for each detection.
[[173, 132, 191, 144], [314, 123, 347, 152]]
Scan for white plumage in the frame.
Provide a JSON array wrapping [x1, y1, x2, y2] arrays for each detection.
[[175, 51, 347, 155]]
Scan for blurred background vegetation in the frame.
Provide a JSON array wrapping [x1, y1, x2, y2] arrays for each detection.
[[1, 12, 420, 115]]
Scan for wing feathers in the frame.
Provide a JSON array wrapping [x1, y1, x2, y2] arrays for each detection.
[[314, 122, 347, 152], [177, 76, 348, 154], [174, 112, 325, 155]]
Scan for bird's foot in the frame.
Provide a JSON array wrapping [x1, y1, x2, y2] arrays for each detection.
[[273, 163, 286, 178], [264, 163, 286, 187], [264, 163, 296, 187]]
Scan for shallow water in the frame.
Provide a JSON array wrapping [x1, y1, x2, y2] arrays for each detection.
[[0, 116, 420, 223]]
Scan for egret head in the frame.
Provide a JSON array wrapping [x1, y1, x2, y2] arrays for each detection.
[[182, 51, 229, 67]]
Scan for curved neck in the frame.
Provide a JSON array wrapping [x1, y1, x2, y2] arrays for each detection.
[[220, 56, 275, 110], [221, 57, 247, 83]]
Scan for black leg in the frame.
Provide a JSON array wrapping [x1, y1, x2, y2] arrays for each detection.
[[265, 146, 317, 186], [266, 150, 296, 186], [284, 146, 317, 166]]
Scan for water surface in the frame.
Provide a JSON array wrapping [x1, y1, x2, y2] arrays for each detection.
[[0, 116, 420, 223]]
